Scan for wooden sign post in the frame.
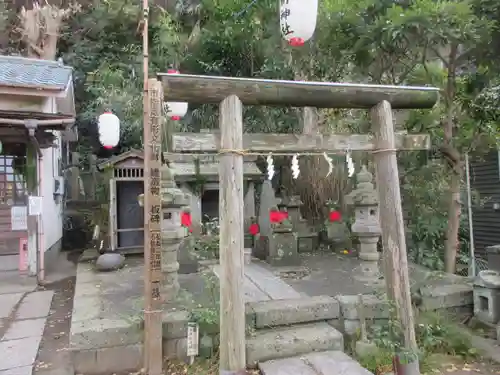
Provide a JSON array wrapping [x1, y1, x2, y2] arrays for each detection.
[[142, 0, 163, 371], [143, 78, 163, 375]]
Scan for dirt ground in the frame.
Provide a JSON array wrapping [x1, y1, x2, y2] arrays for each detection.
[[426, 355, 500, 375], [33, 276, 76, 375]]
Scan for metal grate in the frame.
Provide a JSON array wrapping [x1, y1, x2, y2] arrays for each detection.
[[114, 167, 144, 179], [455, 256, 488, 277]]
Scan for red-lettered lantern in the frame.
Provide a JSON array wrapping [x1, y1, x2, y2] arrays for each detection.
[[165, 69, 188, 121], [280, 0, 318, 47], [98, 112, 120, 149]]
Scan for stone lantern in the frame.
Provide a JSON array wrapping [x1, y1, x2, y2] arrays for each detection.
[[346, 166, 382, 283], [161, 164, 189, 301]]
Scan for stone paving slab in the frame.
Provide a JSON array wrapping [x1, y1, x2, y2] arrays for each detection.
[[259, 357, 317, 375], [248, 295, 340, 328], [245, 262, 302, 300], [0, 366, 33, 375], [306, 351, 373, 375], [0, 293, 24, 319], [0, 337, 41, 370], [16, 291, 54, 320], [3, 318, 46, 340], [259, 351, 374, 375], [246, 322, 343, 365]]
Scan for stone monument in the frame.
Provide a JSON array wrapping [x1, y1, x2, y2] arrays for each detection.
[[285, 195, 318, 253], [268, 216, 299, 266], [346, 166, 382, 283], [255, 180, 278, 260], [324, 202, 349, 251], [161, 164, 189, 301], [473, 270, 500, 325], [473, 244, 500, 329]]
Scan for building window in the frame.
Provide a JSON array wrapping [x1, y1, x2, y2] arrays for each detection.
[[0, 155, 27, 206]]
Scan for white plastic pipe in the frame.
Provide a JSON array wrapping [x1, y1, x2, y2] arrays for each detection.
[[465, 153, 476, 277]]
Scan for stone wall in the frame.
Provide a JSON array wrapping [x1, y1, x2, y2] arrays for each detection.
[[160, 282, 474, 360]]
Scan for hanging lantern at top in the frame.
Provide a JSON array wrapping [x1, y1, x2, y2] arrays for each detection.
[[164, 69, 188, 121], [97, 111, 120, 149], [280, 0, 318, 47]]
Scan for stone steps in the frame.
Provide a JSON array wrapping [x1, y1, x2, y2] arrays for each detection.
[[246, 322, 343, 366], [258, 350, 374, 375], [246, 295, 340, 329]]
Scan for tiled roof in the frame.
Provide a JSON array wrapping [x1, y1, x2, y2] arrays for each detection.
[[0, 55, 73, 90]]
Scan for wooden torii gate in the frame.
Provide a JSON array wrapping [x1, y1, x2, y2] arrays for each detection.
[[159, 73, 439, 375]]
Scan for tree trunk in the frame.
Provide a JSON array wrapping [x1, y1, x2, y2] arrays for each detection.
[[442, 44, 461, 274], [444, 168, 462, 273]]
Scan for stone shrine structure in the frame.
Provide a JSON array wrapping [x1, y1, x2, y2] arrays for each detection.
[[473, 245, 500, 329], [283, 195, 318, 253], [166, 148, 261, 234], [346, 166, 382, 283], [324, 203, 350, 251], [267, 214, 300, 266], [160, 164, 189, 301]]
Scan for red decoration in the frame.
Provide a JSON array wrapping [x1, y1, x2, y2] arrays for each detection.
[[289, 37, 305, 47], [329, 210, 342, 222], [270, 210, 288, 223], [181, 212, 192, 228], [249, 223, 259, 236], [171, 116, 181, 121], [269, 211, 281, 223]]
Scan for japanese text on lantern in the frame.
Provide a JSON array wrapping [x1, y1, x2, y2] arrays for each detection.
[[150, 205, 161, 224], [150, 230, 161, 271], [280, 0, 293, 36], [150, 167, 160, 196]]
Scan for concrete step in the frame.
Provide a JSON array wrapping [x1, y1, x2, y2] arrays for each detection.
[[247, 295, 340, 329], [259, 350, 374, 375], [246, 322, 343, 366]]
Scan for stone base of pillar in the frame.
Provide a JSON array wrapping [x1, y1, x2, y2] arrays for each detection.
[[162, 272, 180, 302], [353, 260, 384, 285], [162, 227, 184, 302]]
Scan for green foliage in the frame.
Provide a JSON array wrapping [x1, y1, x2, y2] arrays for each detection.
[[359, 311, 477, 373], [189, 270, 220, 335], [59, 0, 182, 154], [193, 234, 220, 260], [45, 0, 500, 271]]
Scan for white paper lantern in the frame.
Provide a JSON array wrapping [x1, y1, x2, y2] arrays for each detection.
[[98, 112, 120, 149], [280, 0, 318, 47], [165, 69, 188, 121]]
